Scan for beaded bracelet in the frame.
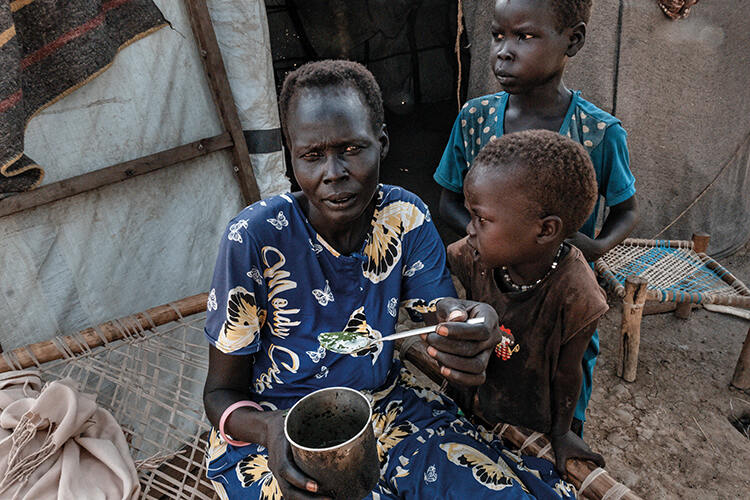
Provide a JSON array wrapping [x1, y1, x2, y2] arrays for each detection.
[[219, 400, 263, 447]]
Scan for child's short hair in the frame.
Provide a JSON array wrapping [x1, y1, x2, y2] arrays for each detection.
[[279, 60, 384, 138], [471, 129, 597, 236], [550, 0, 592, 31]]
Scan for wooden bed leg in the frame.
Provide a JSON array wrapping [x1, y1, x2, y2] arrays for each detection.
[[674, 302, 692, 319], [731, 325, 750, 390], [618, 276, 648, 382], [691, 232, 711, 254], [675, 233, 710, 319]]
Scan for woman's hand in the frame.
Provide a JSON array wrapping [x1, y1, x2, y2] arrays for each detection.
[[265, 410, 331, 500], [423, 298, 501, 386], [550, 430, 605, 478]]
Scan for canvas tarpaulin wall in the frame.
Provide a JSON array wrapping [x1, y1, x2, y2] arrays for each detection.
[[0, 0, 289, 350], [462, 0, 750, 257]]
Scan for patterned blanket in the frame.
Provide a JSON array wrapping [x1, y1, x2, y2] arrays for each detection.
[[0, 0, 166, 194]]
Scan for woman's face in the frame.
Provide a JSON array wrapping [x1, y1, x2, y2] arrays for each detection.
[[286, 86, 389, 231]]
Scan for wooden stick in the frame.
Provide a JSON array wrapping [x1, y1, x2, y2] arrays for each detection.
[[731, 325, 750, 391], [704, 304, 750, 320], [708, 296, 750, 308], [0, 134, 232, 218], [185, 0, 261, 205], [675, 233, 711, 319], [646, 288, 750, 308], [0, 293, 208, 373], [618, 276, 648, 382]]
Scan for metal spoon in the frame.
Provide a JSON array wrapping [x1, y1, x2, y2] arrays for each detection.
[[318, 317, 485, 354]]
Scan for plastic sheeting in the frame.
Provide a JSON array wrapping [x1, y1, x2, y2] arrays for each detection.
[[0, 0, 289, 350]]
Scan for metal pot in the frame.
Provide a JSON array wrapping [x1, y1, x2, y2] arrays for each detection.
[[284, 387, 379, 499]]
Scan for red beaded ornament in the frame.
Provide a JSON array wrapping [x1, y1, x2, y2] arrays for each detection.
[[494, 325, 519, 360]]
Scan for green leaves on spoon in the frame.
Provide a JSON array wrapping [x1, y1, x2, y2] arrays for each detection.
[[317, 330, 371, 354], [318, 317, 486, 355]]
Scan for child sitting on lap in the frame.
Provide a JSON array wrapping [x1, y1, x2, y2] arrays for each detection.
[[448, 130, 608, 475], [435, 0, 638, 435]]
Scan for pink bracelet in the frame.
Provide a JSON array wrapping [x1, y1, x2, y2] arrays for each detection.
[[219, 400, 263, 447]]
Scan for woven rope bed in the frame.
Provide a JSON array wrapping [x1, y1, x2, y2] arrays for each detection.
[[594, 236, 750, 386], [595, 238, 750, 307], [0, 295, 640, 499]]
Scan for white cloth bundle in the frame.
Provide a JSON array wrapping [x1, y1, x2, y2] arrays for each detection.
[[0, 371, 139, 499]]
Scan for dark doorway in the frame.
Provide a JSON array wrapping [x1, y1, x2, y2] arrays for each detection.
[[265, 0, 468, 243]]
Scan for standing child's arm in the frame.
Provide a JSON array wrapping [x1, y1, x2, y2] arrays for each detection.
[[567, 195, 638, 262], [434, 106, 476, 236], [549, 321, 606, 476], [567, 121, 638, 262], [439, 188, 471, 236]]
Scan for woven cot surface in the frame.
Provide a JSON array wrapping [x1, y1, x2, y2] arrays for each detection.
[[28, 313, 217, 500], [600, 241, 750, 304]]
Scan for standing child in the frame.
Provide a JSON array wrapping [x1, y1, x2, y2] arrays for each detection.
[[448, 130, 608, 474], [434, 0, 638, 433]]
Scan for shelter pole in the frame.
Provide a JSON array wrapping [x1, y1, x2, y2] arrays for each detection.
[[185, 0, 261, 205], [731, 325, 750, 390], [618, 275, 648, 382], [0, 293, 208, 373], [0, 133, 232, 218]]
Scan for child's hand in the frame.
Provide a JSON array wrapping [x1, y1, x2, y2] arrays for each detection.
[[565, 232, 606, 262], [423, 298, 500, 386], [550, 430, 605, 478]]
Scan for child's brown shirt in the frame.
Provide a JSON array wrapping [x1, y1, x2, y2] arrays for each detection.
[[447, 238, 609, 433]]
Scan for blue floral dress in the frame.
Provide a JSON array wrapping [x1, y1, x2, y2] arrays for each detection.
[[203, 185, 575, 499]]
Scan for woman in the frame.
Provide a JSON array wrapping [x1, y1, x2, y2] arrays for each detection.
[[203, 60, 574, 500]]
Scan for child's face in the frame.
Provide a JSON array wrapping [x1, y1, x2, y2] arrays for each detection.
[[464, 166, 541, 268], [287, 86, 388, 230], [490, 0, 571, 94]]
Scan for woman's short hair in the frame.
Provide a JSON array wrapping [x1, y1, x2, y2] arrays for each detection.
[[279, 59, 384, 138]]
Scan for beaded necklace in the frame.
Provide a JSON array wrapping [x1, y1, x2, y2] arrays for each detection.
[[500, 244, 564, 293]]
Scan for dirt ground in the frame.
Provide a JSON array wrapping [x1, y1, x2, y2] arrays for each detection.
[[584, 244, 750, 499]]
